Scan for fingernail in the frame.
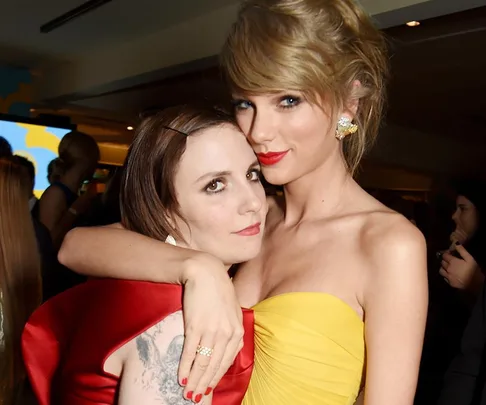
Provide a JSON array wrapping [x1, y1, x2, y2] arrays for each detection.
[[181, 378, 187, 386], [195, 394, 203, 403], [187, 391, 193, 400], [205, 387, 213, 395]]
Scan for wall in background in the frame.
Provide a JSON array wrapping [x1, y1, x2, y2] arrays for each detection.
[[0, 66, 32, 116]]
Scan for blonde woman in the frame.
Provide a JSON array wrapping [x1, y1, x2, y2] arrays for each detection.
[[59, 1, 428, 404], [0, 158, 42, 405]]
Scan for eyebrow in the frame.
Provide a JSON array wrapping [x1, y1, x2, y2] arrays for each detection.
[[195, 160, 260, 183]]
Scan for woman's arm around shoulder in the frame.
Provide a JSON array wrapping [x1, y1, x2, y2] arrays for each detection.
[[59, 223, 208, 283], [362, 214, 428, 405], [118, 311, 213, 405]]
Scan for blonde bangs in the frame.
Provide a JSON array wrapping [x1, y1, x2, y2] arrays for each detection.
[[221, 5, 331, 97]]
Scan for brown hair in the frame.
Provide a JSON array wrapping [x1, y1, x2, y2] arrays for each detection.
[[120, 104, 237, 242], [0, 158, 42, 405], [50, 131, 100, 181], [220, 0, 389, 173]]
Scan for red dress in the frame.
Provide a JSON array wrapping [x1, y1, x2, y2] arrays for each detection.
[[22, 279, 254, 405]]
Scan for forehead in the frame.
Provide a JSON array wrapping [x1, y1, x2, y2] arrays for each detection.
[[457, 195, 473, 206], [178, 124, 255, 179]]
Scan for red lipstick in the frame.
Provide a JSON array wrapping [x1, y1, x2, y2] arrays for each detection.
[[256, 151, 288, 166], [235, 222, 261, 236]]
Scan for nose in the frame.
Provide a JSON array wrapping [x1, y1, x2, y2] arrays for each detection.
[[247, 110, 275, 145], [452, 207, 459, 223], [238, 183, 263, 216]]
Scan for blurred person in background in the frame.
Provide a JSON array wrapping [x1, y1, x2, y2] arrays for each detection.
[[0, 137, 12, 158], [9, 155, 58, 301], [440, 179, 486, 298], [35, 130, 100, 249], [0, 158, 42, 405]]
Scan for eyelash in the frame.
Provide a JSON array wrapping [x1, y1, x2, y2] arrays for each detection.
[[247, 168, 261, 182], [205, 178, 225, 194], [231, 95, 301, 111], [204, 168, 261, 195], [279, 95, 301, 109], [231, 99, 253, 111]]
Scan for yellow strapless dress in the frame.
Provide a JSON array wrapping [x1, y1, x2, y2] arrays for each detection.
[[243, 292, 364, 405]]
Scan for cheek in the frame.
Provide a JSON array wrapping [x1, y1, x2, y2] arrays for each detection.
[[464, 211, 479, 230], [182, 203, 231, 238], [289, 112, 332, 145], [236, 114, 252, 137]]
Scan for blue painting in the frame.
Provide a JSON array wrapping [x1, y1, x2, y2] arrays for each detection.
[[0, 120, 71, 196]]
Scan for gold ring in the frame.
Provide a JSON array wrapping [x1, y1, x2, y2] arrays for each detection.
[[196, 345, 213, 357]]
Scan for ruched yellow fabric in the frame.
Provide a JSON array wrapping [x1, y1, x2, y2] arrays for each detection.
[[243, 292, 364, 405]]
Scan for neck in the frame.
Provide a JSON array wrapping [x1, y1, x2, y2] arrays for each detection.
[[283, 150, 353, 225], [60, 167, 86, 193]]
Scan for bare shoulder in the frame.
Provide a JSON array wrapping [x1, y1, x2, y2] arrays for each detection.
[[117, 311, 190, 405], [39, 184, 67, 205], [362, 209, 426, 263], [359, 206, 427, 305], [128, 310, 185, 364]]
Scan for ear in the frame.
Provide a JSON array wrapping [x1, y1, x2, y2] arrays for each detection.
[[343, 80, 362, 120]]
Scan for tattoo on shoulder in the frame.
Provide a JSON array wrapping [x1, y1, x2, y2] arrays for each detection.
[[135, 323, 191, 404]]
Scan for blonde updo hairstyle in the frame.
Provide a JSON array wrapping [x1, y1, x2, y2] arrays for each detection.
[[220, 0, 389, 174]]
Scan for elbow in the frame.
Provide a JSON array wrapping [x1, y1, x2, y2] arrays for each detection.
[[58, 228, 80, 268]]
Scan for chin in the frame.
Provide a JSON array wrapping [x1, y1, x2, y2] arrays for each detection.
[[224, 244, 262, 265], [261, 167, 294, 186]]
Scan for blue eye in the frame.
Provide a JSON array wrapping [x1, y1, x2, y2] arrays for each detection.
[[280, 96, 301, 108], [247, 168, 261, 182]]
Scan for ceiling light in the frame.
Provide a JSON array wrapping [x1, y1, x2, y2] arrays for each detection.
[[406, 21, 420, 27], [127, 126, 134, 131]]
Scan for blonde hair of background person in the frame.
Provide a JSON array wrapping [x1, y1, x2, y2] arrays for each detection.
[[0, 158, 42, 405], [58, 1, 428, 404]]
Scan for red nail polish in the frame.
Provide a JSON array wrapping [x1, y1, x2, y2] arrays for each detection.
[[181, 378, 187, 386], [205, 387, 213, 395], [195, 394, 203, 403], [187, 391, 193, 400]]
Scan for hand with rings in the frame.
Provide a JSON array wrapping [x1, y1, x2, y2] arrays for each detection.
[[178, 255, 244, 404]]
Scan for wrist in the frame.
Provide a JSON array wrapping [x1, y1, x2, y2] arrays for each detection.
[[181, 252, 225, 285]]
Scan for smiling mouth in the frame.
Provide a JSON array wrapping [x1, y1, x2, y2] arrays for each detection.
[[235, 222, 261, 236]]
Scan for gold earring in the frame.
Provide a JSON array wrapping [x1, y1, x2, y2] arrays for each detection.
[[335, 116, 358, 140]]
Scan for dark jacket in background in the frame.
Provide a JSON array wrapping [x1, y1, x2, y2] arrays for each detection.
[[438, 280, 486, 405]]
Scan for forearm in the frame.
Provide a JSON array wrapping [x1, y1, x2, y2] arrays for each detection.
[[58, 225, 210, 284]]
